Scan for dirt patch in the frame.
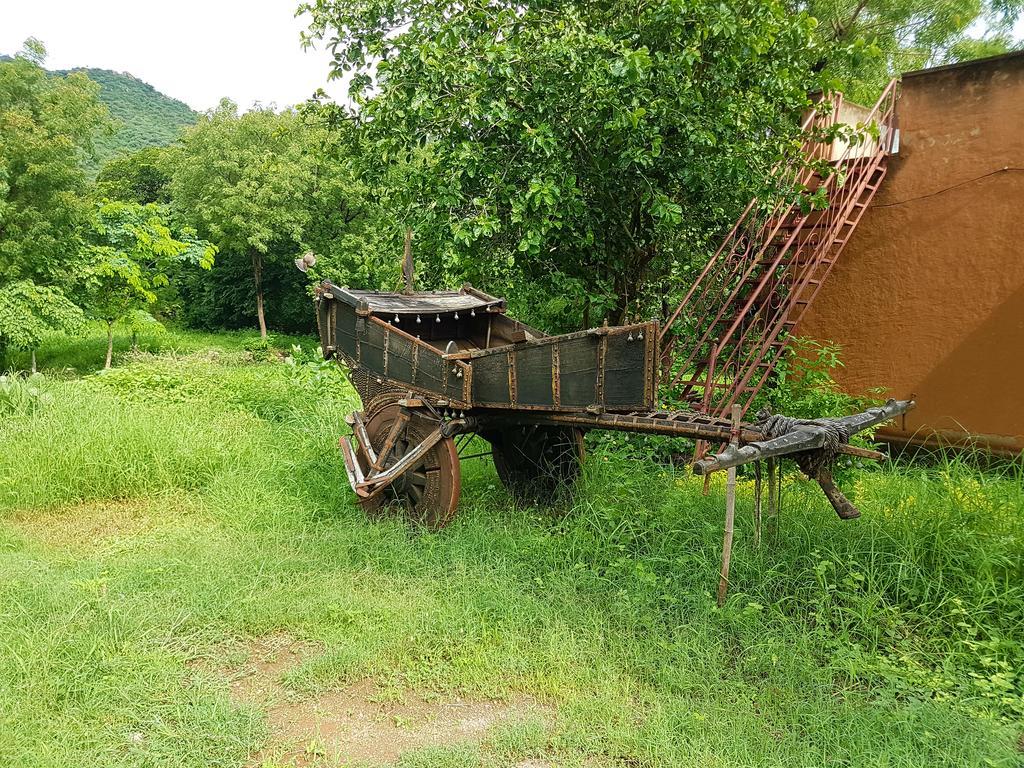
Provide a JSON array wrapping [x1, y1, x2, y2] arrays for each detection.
[[6, 496, 180, 553], [210, 634, 551, 766]]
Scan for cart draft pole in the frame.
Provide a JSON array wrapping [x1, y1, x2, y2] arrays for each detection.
[[717, 404, 741, 607]]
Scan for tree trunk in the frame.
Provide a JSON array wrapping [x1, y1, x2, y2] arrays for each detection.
[[611, 242, 657, 326], [252, 251, 268, 339], [131, 330, 138, 352], [105, 320, 114, 369], [30, 349, 37, 375]]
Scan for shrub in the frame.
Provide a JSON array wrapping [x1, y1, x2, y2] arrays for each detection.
[[763, 337, 883, 419], [0, 374, 49, 418]]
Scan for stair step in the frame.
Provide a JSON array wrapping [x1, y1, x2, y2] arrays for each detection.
[[771, 234, 827, 244], [778, 216, 853, 230], [770, 236, 847, 248]]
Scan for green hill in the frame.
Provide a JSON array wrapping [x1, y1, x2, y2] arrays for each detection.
[[57, 68, 198, 174]]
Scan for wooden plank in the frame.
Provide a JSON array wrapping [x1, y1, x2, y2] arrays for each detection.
[[372, 410, 409, 473], [552, 343, 561, 407], [507, 350, 518, 406]]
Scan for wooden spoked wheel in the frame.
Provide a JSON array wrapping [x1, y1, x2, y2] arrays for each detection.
[[354, 402, 461, 530], [488, 425, 585, 505]]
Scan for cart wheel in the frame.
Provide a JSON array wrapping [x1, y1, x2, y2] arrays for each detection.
[[488, 425, 584, 505], [354, 402, 461, 530]]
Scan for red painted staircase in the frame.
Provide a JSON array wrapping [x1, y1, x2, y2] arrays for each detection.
[[659, 80, 899, 436]]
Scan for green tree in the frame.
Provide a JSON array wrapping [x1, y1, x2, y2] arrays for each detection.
[[0, 39, 109, 361], [0, 282, 84, 372], [94, 146, 175, 204], [82, 201, 214, 368], [301, 0, 823, 329], [805, 0, 1024, 98], [295, 103, 399, 293], [168, 102, 317, 338], [167, 101, 386, 335]]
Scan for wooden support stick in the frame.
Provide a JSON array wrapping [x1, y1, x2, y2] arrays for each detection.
[[838, 444, 887, 461], [695, 439, 712, 496], [766, 457, 779, 540], [402, 228, 414, 295], [753, 461, 762, 550], [356, 427, 445, 496], [717, 404, 741, 607], [816, 469, 861, 519], [350, 411, 377, 468]]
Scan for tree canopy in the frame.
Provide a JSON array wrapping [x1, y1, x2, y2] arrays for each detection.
[[168, 100, 389, 336], [94, 145, 174, 205], [0, 41, 108, 285], [0, 280, 84, 354], [168, 102, 317, 337], [0, 40, 110, 355], [805, 0, 1024, 98], [301, 0, 824, 328], [5, 4, 1022, 359]]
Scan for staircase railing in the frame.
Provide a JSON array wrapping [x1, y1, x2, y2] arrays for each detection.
[[659, 79, 899, 428], [657, 104, 835, 379]]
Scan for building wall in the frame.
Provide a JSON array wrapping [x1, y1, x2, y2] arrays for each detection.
[[800, 52, 1024, 453]]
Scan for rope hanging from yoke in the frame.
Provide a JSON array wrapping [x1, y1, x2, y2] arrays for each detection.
[[755, 409, 852, 480]]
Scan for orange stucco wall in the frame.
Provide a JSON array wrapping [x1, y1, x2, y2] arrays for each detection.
[[800, 53, 1024, 453]]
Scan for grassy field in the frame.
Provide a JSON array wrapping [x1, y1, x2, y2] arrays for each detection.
[[1, 328, 1022, 767]]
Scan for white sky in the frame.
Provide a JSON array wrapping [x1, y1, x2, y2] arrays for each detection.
[[0, 0, 348, 112], [2, 2, 1021, 113]]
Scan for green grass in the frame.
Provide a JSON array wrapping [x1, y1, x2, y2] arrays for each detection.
[[2, 321, 316, 376], [1, 329, 1022, 767]]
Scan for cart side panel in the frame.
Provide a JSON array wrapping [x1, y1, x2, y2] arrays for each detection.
[[557, 337, 600, 408], [470, 335, 594, 409], [334, 301, 359, 360], [471, 353, 512, 405], [359, 317, 471, 405], [515, 344, 555, 407], [387, 331, 415, 383], [604, 326, 654, 408], [467, 321, 656, 412]]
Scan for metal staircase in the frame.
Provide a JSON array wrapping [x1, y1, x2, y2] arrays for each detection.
[[659, 80, 899, 434]]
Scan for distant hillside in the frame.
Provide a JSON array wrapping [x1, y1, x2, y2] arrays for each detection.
[[57, 68, 198, 174]]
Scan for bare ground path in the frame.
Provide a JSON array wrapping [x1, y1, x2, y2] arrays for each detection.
[[200, 634, 554, 766]]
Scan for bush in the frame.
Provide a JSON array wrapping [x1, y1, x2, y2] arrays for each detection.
[[762, 337, 883, 419], [0, 374, 49, 418]]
